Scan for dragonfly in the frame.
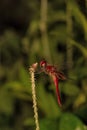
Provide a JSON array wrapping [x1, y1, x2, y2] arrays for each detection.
[[39, 60, 67, 107]]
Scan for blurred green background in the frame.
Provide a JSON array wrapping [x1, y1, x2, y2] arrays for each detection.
[[0, 0, 87, 130]]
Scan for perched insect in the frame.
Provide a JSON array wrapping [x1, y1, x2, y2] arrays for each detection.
[[40, 60, 67, 107]]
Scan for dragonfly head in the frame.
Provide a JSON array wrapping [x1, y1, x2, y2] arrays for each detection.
[[40, 60, 47, 68]]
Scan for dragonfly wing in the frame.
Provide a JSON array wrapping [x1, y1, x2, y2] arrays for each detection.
[[56, 71, 67, 80]]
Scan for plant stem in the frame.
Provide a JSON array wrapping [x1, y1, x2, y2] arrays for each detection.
[[66, 0, 73, 70], [40, 0, 52, 62], [29, 63, 40, 130]]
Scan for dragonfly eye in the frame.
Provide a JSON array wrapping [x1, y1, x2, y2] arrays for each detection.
[[40, 60, 47, 68]]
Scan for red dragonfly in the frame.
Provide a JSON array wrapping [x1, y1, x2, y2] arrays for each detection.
[[40, 60, 67, 107]]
